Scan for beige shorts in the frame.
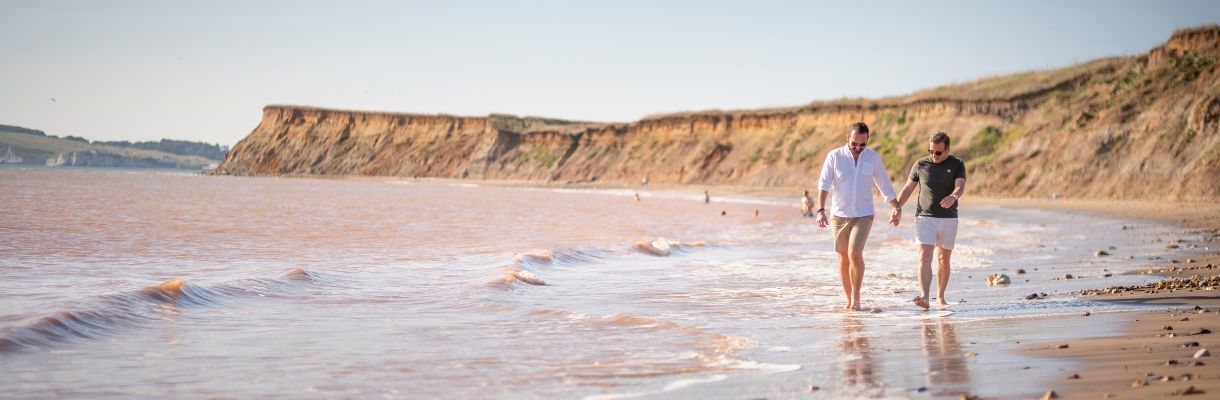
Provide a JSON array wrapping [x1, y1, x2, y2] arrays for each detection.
[[916, 216, 959, 250], [830, 215, 874, 253]]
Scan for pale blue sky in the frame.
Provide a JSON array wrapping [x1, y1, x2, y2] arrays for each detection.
[[1, 1, 1217, 145]]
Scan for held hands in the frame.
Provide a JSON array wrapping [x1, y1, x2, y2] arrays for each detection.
[[815, 210, 828, 228], [889, 207, 901, 227], [939, 195, 958, 209]]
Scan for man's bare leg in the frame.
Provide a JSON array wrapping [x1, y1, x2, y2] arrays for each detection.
[[838, 250, 852, 310], [912, 244, 934, 310], [936, 247, 953, 306], [849, 246, 865, 311]]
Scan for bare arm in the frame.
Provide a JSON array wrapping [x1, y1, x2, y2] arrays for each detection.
[[938, 178, 967, 208], [897, 179, 918, 208], [815, 190, 830, 227]]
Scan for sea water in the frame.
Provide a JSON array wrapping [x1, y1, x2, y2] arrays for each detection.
[[0, 168, 1200, 398]]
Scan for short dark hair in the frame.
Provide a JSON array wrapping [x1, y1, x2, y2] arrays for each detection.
[[930, 132, 950, 147], [849, 122, 869, 135]]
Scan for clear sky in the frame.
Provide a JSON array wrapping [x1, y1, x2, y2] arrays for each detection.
[[1, 1, 1217, 145]]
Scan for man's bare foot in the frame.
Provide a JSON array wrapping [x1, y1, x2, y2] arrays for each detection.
[[937, 299, 950, 307], [912, 296, 930, 310]]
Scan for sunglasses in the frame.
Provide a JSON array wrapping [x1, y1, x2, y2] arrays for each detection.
[[928, 150, 945, 156]]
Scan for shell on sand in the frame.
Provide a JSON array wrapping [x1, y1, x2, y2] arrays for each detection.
[[986, 274, 1011, 285]]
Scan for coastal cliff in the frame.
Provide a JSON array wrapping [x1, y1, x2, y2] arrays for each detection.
[[216, 26, 1220, 200]]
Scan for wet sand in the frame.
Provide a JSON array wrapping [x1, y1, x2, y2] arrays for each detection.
[[1031, 248, 1219, 397], [417, 179, 1220, 374], [526, 181, 1220, 398], [196, 174, 1220, 397], [441, 178, 1220, 397], [963, 197, 1220, 399]]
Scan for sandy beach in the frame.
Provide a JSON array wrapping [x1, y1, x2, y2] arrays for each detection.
[[1007, 200, 1220, 399]]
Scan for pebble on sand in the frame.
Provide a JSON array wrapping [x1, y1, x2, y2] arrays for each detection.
[[1095, 250, 1110, 256], [1181, 341, 1200, 348], [1041, 390, 1058, 400], [1131, 379, 1146, 388], [1194, 348, 1210, 358], [1171, 386, 1204, 396], [1067, 373, 1080, 379], [1057, 344, 1070, 349]]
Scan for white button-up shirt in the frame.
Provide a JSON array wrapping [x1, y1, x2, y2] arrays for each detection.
[[816, 145, 897, 218]]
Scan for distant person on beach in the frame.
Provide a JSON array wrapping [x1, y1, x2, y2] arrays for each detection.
[[815, 122, 900, 311], [801, 190, 814, 217], [634, 193, 640, 202], [704, 190, 710, 204], [895, 132, 966, 310]]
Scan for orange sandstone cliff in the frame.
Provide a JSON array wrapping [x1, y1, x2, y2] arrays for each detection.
[[216, 26, 1220, 200]]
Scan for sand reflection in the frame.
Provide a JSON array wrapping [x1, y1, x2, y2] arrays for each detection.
[[921, 318, 971, 393], [840, 316, 876, 387]]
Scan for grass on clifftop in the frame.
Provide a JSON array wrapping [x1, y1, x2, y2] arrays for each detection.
[[909, 58, 1123, 101]]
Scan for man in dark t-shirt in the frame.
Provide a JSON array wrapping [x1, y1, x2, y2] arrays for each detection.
[[895, 132, 966, 310]]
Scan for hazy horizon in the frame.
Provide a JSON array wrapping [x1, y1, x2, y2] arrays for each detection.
[[2, 0, 1218, 145]]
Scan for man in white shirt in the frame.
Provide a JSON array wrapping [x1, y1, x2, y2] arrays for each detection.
[[814, 122, 901, 311]]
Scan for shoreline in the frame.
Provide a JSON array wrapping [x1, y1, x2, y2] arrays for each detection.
[[1015, 201, 1220, 399], [416, 176, 1220, 398], [30, 169, 1220, 396]]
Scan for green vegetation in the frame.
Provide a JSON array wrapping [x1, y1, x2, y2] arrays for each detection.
[[748, 148, 763, 163], [1111, 72, 1142, 97], [958, 124, 1027, 170], [95, 139, 228, 160], [1171, 50, 1217, 81], [0, 124, 46, 136], [867, 127, 911, 172], [763, 148, 782, 164], [878, 111, 908, 126], [0, 128, 215, 169], [510, 145, 562, 169], [910, 58, 1121, 101]]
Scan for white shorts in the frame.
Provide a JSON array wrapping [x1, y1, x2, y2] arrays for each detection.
[[915, 216, 959, 250]]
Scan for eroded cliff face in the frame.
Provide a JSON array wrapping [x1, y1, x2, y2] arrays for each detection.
[[217, 26, 1220, 201]]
